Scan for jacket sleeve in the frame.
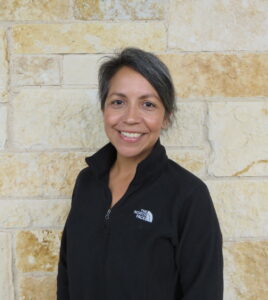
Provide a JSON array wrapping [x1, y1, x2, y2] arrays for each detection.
[[57, 223, 70, 300], [57, 173, 80, 300], [176, 182, 223, 300]]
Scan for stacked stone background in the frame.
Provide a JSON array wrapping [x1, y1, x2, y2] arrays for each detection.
[[0, 0, 267, 299]]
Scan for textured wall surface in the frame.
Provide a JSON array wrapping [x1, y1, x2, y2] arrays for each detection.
[[0, 1, 267, 299]]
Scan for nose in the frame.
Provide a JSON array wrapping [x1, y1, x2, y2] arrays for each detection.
[[123, 103, 140, 124]]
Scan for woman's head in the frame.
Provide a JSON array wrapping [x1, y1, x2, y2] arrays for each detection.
[[98, 48, 177, 162], [98, 47, 176, 126]]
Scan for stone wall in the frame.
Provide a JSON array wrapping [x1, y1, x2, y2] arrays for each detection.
[[0, 1, 267, 299]]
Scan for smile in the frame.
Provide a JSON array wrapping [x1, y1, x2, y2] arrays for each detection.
[[120, 131, 143, 138]]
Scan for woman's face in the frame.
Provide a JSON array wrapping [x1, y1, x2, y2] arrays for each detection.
[[103, 66, 167, 162]]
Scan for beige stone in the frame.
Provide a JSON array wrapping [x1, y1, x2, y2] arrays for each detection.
[[12, 89, 108, 149], [20, 276, 56, 300], [19, 276, 56, 300], [169, 0, 268, 51], [0, 88, 7, 102], [12, 56, 60, 85], [0, 152, 88, 197], [208, 102, 268, 176], [224, 241, 268, 300], [161, 102, 205, 147], [0, 200, 71, 228], [160, 53, 268, 98], [63, 54, 102, 85], [0, 28, 8, 90], [0, 0, 70, 21], [16, 230, 61, 272], [12, 23, 166, 54], [206, 181, 268, 239], [0, 105, 7, 149], [166, 149, 206, 177], [0, 232, 14, 300], [74, 0, 165, 20]]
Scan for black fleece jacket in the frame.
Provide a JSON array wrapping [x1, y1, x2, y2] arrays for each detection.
[[57, 139, 223, 300]]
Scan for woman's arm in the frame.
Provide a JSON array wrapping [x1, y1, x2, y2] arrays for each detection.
[[176, 183, 223, 299], [57, 172, 81, 300], [57, 224, 70, 300]]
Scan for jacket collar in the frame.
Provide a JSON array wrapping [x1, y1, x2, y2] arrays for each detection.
[[85, 139, 168, 185]]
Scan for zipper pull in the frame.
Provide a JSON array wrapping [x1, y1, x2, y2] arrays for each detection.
[[105, 208, 111, 221]]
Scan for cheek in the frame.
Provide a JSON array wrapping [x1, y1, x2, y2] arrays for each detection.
[[144, 114, 166, 131], [103, 111, 120, 128]]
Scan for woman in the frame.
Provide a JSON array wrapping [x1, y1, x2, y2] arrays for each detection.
[[57, 48, 223, 300]]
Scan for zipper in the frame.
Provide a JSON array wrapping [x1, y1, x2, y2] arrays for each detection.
[[105, 208, 112, 222], [102, 181, 113, 298], [103, 207, 111, 299], [104, 178, 113, 225]]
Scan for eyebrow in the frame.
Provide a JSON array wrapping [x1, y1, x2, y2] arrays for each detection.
[[108, 92, 160, 100], [108, 93, 127, 98]]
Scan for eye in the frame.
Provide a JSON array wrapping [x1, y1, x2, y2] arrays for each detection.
[[111, 99, 124, 106], [143, 101, 156, 109]]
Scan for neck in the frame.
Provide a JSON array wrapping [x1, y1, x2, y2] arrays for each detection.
[[112, 155, 140, 177], [112, 149, 152, 177]]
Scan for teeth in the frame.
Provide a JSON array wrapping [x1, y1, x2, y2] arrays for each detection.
[[121, 131, 142, 138]]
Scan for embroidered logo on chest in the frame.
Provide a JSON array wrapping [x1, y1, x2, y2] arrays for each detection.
[[134, 209, 153, 223]]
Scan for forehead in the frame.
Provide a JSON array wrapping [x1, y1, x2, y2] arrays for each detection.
[[108, 66, 159, 97]]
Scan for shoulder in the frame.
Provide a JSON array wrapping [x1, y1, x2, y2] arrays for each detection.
[[165, 160, 220, 235], [73, 165, 95, 188], [165, 158, 207, 196], [166, 158, 219, 225], [70, 165, 100, 207]]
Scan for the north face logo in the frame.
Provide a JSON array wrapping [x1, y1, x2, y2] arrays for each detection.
[[134, 209, 153, 223]]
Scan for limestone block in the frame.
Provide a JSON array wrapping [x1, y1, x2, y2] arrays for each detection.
[[12, 56, 60, 85], [0, 0, 70, 21], [0, 232, 14, 300], [208, 102, 268, 176], [0, 152, 88, 197], [161, 102, 205, 147], [16, 230, 61, 272], [0, 88, 7, 102], [19, 276, 56, 300], [160, 53, 268, 98], [12, 89, 108, 149], [0, 200, 71, 228], [0, 105, 7, 149], [166, 150, 206, 177], [63, 54, 102, 85], [0, 28, 8, 90], [224, 241, 268, 300], [169, 0, 268, 51], [206, 180, 268, 239], [74, 0, 165, 20], [12, 23, 166, 54]]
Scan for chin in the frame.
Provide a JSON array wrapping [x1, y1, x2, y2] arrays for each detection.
[[115, 144, 152, 160], [116, 147, 142, 158]]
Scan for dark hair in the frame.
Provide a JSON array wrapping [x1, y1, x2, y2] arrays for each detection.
[[98, 47, 177, 126]]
